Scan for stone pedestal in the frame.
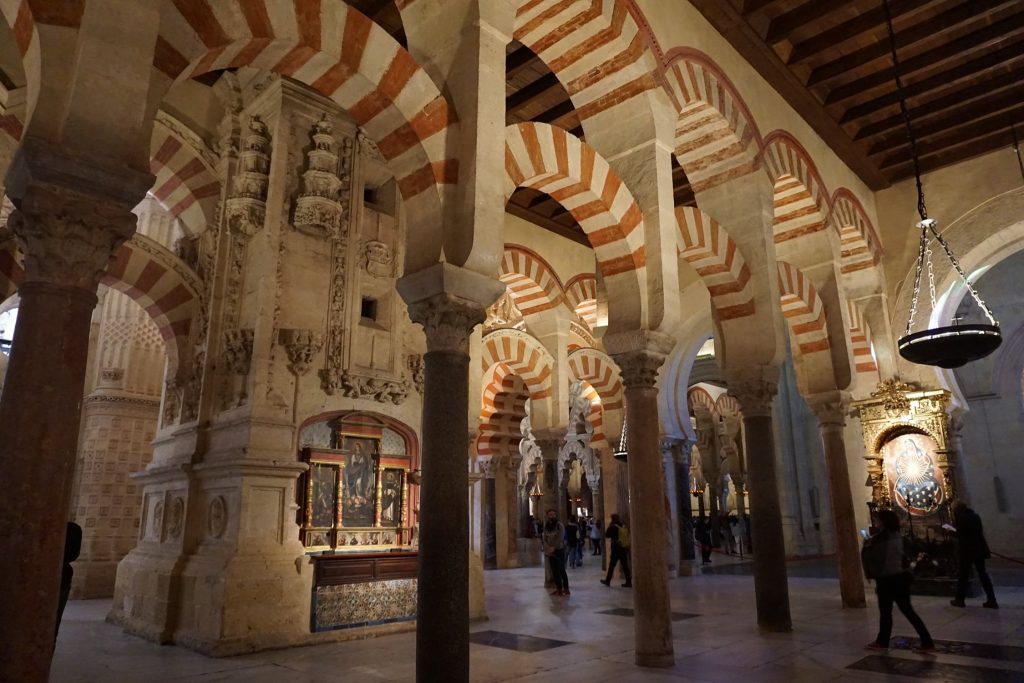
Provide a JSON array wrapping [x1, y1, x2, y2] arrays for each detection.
[[731, 372, 792, 632], [0, 158, 149, 683], [810, 394, 867, 609], [610, 339, 675, 668]]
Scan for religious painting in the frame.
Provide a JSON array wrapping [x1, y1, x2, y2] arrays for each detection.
[[310, 462, 338, 529], [342, 437, 377, 527], [380, 468, 403, 526], [880, 432, 946, 516]]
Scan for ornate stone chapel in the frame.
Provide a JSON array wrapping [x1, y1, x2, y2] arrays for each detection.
[[1, 1, 1023, 681]]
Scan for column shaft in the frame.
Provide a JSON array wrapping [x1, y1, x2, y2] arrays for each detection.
[[418, 347, 471, 681], [0, 283, 96, 679], [819, 421, 867, 608], [742, 412, 792, 630]]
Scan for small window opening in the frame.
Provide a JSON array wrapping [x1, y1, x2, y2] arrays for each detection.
[[364, 187, 378, 205], [361, 297, 378, 321]]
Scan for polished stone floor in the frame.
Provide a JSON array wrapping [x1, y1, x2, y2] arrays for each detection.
[[52, 558, 1024, 682]]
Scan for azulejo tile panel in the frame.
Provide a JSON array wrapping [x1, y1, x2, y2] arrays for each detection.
[[312, 578, 417, 632]]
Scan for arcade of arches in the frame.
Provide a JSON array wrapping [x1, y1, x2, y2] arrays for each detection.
[[0, 2, 1023, 681]]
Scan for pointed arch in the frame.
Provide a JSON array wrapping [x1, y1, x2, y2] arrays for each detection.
[[777, 261, 829, 355], [674, 206, 755, 321], [505, 121, 644, 330], [499, 244, 567, 317], [663, 48, 761, 193], [155, 0, 456, 271]]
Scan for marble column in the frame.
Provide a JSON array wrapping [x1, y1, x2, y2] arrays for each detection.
[[660, 438, 681, 572], [398, 264, 502, 683], [534, 435, 563, 586], [676, 441, 696, 564], [610, 340, 675, 668], [731, 371, 793, 631], [0, 158, 149, 682], [809, 392, 867, 609]]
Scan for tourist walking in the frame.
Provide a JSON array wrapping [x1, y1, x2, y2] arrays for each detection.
[[600, 513, 632, 587], [861, 509, 935, 652], [543, 509, 570, 596], [565, 516, 581, 569], [950, 502, 998, 608], [695, 515, 712, 564], [589, 518, 602, 555], [56, 521, 82, 646]]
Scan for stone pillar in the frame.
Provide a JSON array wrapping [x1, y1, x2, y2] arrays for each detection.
[[731, 370, 793, 631], [609, 338, 675, 668], [676, 440, 696, 565], [661, 438, 681, 572], [809, 393, 867, 609], [0, 151, 150, 682], [398, 264, 502, 683]]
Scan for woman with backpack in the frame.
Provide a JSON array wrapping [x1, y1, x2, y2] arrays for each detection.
[[600, 513, 632, 588], [861, 509, 935, 652]]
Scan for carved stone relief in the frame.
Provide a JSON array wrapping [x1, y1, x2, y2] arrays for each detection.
[[279, 328, 324, 377], [483, 290, 524, 332], [224, 116, 271, 237], [293, 115, 351, 240], [208, 495, 227, 539]]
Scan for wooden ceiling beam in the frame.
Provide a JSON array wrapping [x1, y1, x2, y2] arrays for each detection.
[[824, 14, 1024, 106], [358, 0, 395, 19], [883, 127, 1018, 181], [787, 0, 945, 66], [743, 0, 781, 15], [840, 42, 1024, 123], [764, 1, 853, 46], [505, 202, 591, 247], [688, 0, 891, 189], [506, 44, 537, 79], [808, 0, 1015, 87], [506, 72, 562, 113], [866, 87, 1024, 156], [878, 106, 1024, 170], [853, 68, 1024, 140]]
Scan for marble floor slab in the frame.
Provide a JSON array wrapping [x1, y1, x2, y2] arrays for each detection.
[[51, 559, 1024, 682]]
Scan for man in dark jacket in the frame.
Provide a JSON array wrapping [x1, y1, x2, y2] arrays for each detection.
[[950, 502, 998, 608], [600, 513, 631, 587]]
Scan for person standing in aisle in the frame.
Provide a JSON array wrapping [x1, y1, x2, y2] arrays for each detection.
[[600, 513, 632, 587], [950, 501, 998, 609], [543, 509, 570, 596]]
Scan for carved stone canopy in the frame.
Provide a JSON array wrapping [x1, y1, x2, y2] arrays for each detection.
[[278, 328, 324, 376]]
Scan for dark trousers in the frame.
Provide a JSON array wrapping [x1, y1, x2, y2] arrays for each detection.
[[875, 574, 933, 647], [956, 555, 996, 603], [591, 538, 602, 555], [605, 546, 631, 584], [700, 543, 712, 564], [548, 549, 569, 591]]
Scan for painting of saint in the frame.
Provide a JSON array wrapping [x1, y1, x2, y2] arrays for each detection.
[[342, 438, 377, 526], [310, 463, 337, 528], [380, 469, 402, 526]]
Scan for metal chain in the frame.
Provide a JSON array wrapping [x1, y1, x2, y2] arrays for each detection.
[[925, 237, 937, 310], [926, 222, 999, 326], [905, 222, 929, 335]]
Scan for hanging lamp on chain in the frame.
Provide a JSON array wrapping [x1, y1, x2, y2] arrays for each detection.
[[883, 0, 1002, 368], [613, 405, 628, 461]]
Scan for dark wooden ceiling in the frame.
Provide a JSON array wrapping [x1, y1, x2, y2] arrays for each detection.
[[690, 0, 1024, 188]]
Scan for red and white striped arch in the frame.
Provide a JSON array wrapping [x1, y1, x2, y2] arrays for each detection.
[[480, 328, 554, 404], [567, 348, 623, 412], [847, 300, 879, 376], [831, 188, 882, 275], [478, 369, 528, 458], [715, 392, 742, 419], [577, 379, 609, 451], [0, 232, 202, 373], [675, 206, 755, 322], [663, 49, 761, 194], [762, 132, 832, 245], [686, 385, 716, 416], [512, 0, 660, 125], [0, 0, 44, 139], [150, 121, 220, 235], [500, 244, 567, 317], [505, 122, 645, 326], [777, 261, 829, 355], [155, 0, 456, 268], [565, 273, 598, 329]]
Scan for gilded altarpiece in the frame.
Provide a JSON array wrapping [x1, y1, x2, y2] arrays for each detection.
[[852, 379, 958, 517]]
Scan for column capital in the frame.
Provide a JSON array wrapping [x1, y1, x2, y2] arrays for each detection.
[[5, 139, 153, 292], [604, 329, 675, 387], [728, 366, 780, 418], [806, 390, 852, 429], [398, 263, 504, 353]]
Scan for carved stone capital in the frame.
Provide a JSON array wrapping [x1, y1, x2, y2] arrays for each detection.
[[8, 182, 138, 290], [222, 328, 254, 375], [807, 390, 851, 430], [278, 328, 324, 376], [612, 348, 666, 389], [406, 293, 487, 354], [729, 379, 778, 418]]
